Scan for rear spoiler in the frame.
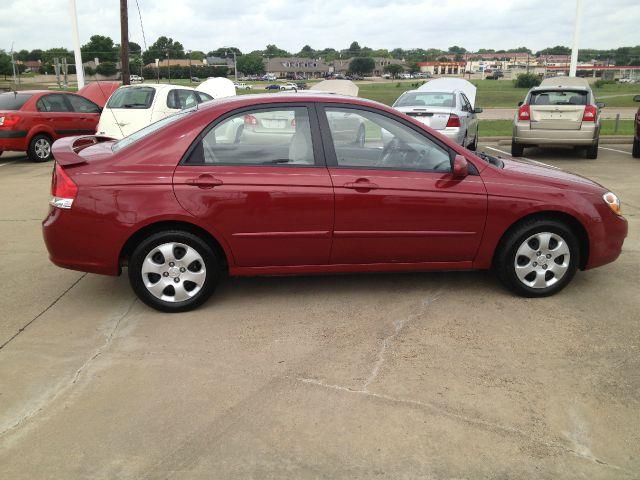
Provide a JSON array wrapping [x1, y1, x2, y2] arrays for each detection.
[[52, 135, 116, 166]]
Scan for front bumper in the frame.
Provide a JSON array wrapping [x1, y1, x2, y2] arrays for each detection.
[[585, 205, 628, 270], [513, 121, 598, 146]]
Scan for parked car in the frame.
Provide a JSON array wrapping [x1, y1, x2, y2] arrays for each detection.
[[129, 75, 144, 83], [295, 82, 308, 90], [233, 82, 252, 90], [265, 84, 281, 90], [280, 82, 298, 91], [77, 81, 121, 108], [96, 78, 235, 139], [0, 90, 101, 162], [43, 93, 627, 312], [512, 77, 604, 159], [190, 77, 200, 83], [392, 78, 482, 150], [486, 70, 504, 80], [633, 94, 640, 158], [618, 77, 637, 84]]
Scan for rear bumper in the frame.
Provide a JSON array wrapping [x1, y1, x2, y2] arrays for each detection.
[[514, 121, 598, 146], [438, 127, 465, 145], [0, 134, 28, 152]]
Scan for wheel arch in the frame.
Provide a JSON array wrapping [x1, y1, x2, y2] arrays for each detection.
[[119, 220, 230, 272], [492, 210, 590, 270]]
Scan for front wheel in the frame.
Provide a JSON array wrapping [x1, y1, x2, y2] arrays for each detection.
[[128, 231, 221, 312], [495, 219, 579, 298], [632, 137, 640, 158]]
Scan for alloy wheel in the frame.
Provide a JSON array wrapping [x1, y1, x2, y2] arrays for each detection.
[[141, 242, 206, 302], [35, 138, 51, 159], [514, 232, 571, 289]]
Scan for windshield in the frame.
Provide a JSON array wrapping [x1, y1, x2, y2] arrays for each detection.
[[394, 92, 456, 108], [530, 89, 588, 106], [111, 109, 193, 153], [106, 87, 155, 109], [0, 92, 33, 110]]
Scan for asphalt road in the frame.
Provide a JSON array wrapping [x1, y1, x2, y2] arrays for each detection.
[[0, 145, 638, 479]]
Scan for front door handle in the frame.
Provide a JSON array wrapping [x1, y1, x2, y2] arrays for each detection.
[[343, 179, 379, 191], [186, 174, 223, 189]]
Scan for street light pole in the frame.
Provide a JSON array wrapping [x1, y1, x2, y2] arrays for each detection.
[[569, 0, 582, 77], [187, 50, 192, 84], [68, 0, 85, 88]]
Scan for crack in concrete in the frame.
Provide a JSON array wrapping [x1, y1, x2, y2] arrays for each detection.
[[0, 297, 137, 441], [0, 273, 87, 352], [297, 377, 627, 473], [363, 290, 443, 390]]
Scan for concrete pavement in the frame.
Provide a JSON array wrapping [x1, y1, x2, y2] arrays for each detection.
[[0, 146, 638, 479]]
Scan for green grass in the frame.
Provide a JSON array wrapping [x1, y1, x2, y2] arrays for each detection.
[[479, 119, 634, 137]]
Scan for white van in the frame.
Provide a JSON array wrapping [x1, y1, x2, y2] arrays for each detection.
[[97, 78, 236, 139]]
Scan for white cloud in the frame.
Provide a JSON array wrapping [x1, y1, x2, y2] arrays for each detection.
[[0, 0, 638, 53]]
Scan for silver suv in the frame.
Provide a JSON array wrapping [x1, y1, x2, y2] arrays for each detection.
[[512, 77, 604, 159]]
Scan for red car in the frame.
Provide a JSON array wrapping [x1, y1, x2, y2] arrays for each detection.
[[0, 90, 101, 162], [43, 94, 627, 312], [633, 94, 640, 158]]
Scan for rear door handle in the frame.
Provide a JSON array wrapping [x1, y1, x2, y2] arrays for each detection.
[[186, 175, 223, 189], [343, 180, 379, 191]]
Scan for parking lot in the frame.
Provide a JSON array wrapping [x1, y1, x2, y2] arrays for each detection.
[[0, 144, 638, 478]]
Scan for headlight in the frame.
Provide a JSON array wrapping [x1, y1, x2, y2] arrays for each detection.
[[603, 191, 622, 215]]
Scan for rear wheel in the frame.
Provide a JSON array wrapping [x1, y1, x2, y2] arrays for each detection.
[[468, 130, 478, 151], [511, 140, 524, 157], [586, 140, 599, 159], [128, 231, 220, 312], [632, 137, 640, 158], [27, 134, 53, 162], [495, 219, 579, 297]]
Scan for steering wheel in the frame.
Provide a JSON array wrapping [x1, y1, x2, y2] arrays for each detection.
[[378, 137, 401, 167]]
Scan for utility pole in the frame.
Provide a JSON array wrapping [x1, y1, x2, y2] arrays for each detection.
[[569, 0, 582, 77], [69, 0, 85, 88], [120, 0, 130, 85]]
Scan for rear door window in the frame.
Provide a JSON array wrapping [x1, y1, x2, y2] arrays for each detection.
[[106, 87, 155, 109], [530, 90, 588, 106], [36, 94, 72, 112], [196, 92, 213, 103], [0, 92, 33, 110], [167, 89, 199, 110]]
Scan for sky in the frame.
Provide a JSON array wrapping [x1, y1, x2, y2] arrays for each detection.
[[1, 0, 638, 54]]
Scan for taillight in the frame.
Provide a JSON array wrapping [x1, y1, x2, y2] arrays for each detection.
[[518, 104, 530, 121], [446, 114, 461, 128], [290, 118, 296, 128], [50, 163, 77, 209], [244, 114, 258, 126], [0, 114, 20, 128], [582, 105, 597, 122]]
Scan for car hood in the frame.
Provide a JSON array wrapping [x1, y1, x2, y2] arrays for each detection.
[[499, 156, 605, 192]]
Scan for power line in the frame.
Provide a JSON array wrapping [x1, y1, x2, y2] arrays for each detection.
[[135, 0, 148, 51]]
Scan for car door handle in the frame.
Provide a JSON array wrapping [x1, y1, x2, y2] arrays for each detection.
[[186, 175, 223, 189], [343, 180, 379, 191]]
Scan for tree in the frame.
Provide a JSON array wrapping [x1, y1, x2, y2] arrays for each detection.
[[407, 61, 420, 73], [536, 45, 571, 56], [207, 47, 242, 58], [81, 35, 117, 62], [448, 45, 467, 54], [143, 36, 185, 64], [383, 64, 404, 78], [347, 41, 362, 57], [27, 49, 44, 61], [298, 45, 316, 58], [236, 53, 265, 75], [16, 49, 29, 62], [348, 57, 375, 75], [96, 61, 117, 76], [128, 42, 142, 55], [42, 47, 73, 64], [0, 50, 12, 80], [514, 73, 541, 88], [264, 44, 290, 57], [188, 50, 206, 61]]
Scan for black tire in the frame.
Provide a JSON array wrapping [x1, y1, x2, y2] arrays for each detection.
[[27, 134, 53, 162], [511, 140, 524, 157], [468, 130, 478, 151], [586, 140, 598, 159], [128, 230, 221, 312], [495, 219, 579, 298], [633, 137, 640, 158]]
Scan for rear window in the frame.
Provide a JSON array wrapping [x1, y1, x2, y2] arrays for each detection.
[[394, 92, 456, 108], [111, 109, 193, 153], [530, 90, 588, 106], [0, 92, 33, 110], [106, 87, 155, 109]]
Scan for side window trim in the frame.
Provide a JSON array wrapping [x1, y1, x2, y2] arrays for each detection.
[[179, 102, 326, 168], [316, 102, 457, 171]]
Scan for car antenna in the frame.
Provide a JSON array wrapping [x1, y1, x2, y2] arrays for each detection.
[[90, 72, 126, 139]]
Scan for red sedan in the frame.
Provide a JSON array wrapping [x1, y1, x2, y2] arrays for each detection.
[[0, 90, 101, 162], [43, 94, 627, 312]]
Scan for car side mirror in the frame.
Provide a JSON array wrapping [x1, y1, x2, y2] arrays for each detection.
[[596, 102, 605, 109], [452, 154, 468, 178], [634, 95, 640, 102], [473, 107, 483, 114], [517, 101, 524, 107]]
